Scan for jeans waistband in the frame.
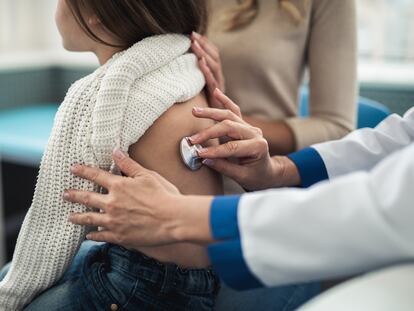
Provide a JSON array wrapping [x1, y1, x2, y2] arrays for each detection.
[[99, 244, 220, 296]]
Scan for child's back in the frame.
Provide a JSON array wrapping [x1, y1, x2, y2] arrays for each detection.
[[129, 93, 223, 268]]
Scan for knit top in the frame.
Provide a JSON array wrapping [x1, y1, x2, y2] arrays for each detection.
[[209, 0, 358, 150], [0, 34, 205, 310]]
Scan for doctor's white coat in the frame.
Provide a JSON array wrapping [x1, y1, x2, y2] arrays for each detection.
[[208, 107, 414, 290]]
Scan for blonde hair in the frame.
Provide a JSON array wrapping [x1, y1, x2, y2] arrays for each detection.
[[222, 0, 309, 31]]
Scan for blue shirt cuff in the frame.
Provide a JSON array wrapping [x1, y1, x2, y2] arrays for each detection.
[[210, 195, 241, 240], [208, 239, 263, 290], [287, 147, 329, 188]]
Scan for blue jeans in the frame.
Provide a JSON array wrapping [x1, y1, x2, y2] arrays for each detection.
[[0, 241, 320, 310], [215, 282, 320, 311], [1, 241, 219, 310]]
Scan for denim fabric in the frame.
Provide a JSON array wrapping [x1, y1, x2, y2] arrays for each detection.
[[0, 241, 219, 310], [215, 282, 321, 311], [0, 241, 320, 311]]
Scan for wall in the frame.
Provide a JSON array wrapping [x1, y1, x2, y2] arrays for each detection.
[[0, 0, 60, 52]]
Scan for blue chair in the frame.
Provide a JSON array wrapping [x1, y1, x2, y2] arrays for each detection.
[[0, 104, 58, 166], [356, 97, 391, 129], [299, 88, 391, 129]]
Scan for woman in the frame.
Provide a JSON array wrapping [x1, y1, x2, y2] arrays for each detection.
[[0, 1, 222, 310], [192, 0, 357, 193]]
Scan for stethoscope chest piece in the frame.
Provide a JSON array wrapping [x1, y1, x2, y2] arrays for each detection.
[[180, 137, 203, 171]]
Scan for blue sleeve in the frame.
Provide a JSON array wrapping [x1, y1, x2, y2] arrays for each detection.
[[208, 195, 264, 290], [208, 239, 263, 290], [287, 147, 329, 188], [210, 195, 241, 240]]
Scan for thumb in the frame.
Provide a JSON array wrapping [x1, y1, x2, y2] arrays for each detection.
[[112, 149, 146, 177]]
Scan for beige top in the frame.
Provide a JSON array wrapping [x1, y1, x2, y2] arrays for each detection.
[[209, 0, 357, 150]]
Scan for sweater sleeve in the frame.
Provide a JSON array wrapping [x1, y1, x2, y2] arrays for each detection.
[[284, 0, 357, 150], [0, 90, 98, 310]]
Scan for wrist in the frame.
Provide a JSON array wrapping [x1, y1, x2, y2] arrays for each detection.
[[270, 156, 301, 188], [171, 195, 215, 244]]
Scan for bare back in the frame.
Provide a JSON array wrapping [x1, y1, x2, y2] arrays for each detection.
[[128, 93, 223, 267]]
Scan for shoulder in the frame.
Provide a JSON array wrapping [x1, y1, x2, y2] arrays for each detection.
[[66, 73, 95, 95]]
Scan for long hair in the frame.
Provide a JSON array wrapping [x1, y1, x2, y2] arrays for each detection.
[[66, 0, 208, 48], [222, 0, 309, 31]]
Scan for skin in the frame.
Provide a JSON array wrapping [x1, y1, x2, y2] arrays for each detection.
[[55, 0, 123, 65], [66, 90, 301, 248], [56, 0, 223, 267], [191, 31, 296, 155]]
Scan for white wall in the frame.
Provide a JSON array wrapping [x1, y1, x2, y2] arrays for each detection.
[[357, 0, 414, 62], [0, 0, 61, 52], [0, 0, 413, 83], [2, 0, 414, 61]]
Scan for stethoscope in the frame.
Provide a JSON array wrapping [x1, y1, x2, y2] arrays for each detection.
[[180, 137, 203, 171]]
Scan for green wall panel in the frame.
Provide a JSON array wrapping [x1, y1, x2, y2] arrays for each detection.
[[0, 67, 413, 116], [360, 84, 414, 116], [0, 67, 94, 110]]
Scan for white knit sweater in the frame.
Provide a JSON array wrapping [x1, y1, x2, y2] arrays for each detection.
[[0, 34, 205, 310]]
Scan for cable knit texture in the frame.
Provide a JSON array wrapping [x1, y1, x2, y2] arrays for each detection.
[[0, 34, 205, 310]]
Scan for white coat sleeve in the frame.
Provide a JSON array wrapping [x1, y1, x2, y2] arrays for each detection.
[[312, 107, 414, 179], [209, 142, 414, 289]]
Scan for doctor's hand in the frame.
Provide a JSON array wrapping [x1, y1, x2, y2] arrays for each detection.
[[64, 150, 214, 248], [190, 89, 301, 191], [191, 31, 226, 109]]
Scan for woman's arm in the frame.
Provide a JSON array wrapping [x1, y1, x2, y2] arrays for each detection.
[[284, 0, 358, 150], [192, 0, 357, 154], [243, 0, 358, 153], [242, 116, 296, 155], [245, 0, 358, 153]]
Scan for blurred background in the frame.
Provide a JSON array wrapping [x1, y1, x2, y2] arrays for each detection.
[[0, 0, 413, 264]]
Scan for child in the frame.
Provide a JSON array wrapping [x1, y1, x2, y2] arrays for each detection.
[[0, 1, 222, 310]]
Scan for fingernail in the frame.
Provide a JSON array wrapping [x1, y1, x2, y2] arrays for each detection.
[[189, 134, 199, 142], [86, 234, 92, 240], [194, 40, 201, 49], [63, 191, 70, 200], [68, 214, 74, 222], [203, 159, 215, 166], [198, 148, 208, 154], [113, 148, 125, 160], [192, 31, 201, 39], [70, 165, 80, 174], [193, 107, 204, 113]]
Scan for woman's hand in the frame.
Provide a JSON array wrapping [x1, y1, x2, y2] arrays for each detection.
[[191, 89, 301, 190], [191, 31, 226, 109], [64, 150, 214, 248]]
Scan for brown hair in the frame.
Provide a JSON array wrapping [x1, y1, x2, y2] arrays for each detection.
[[222, 0, 309, 31], [66, 0, 208, 48]]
